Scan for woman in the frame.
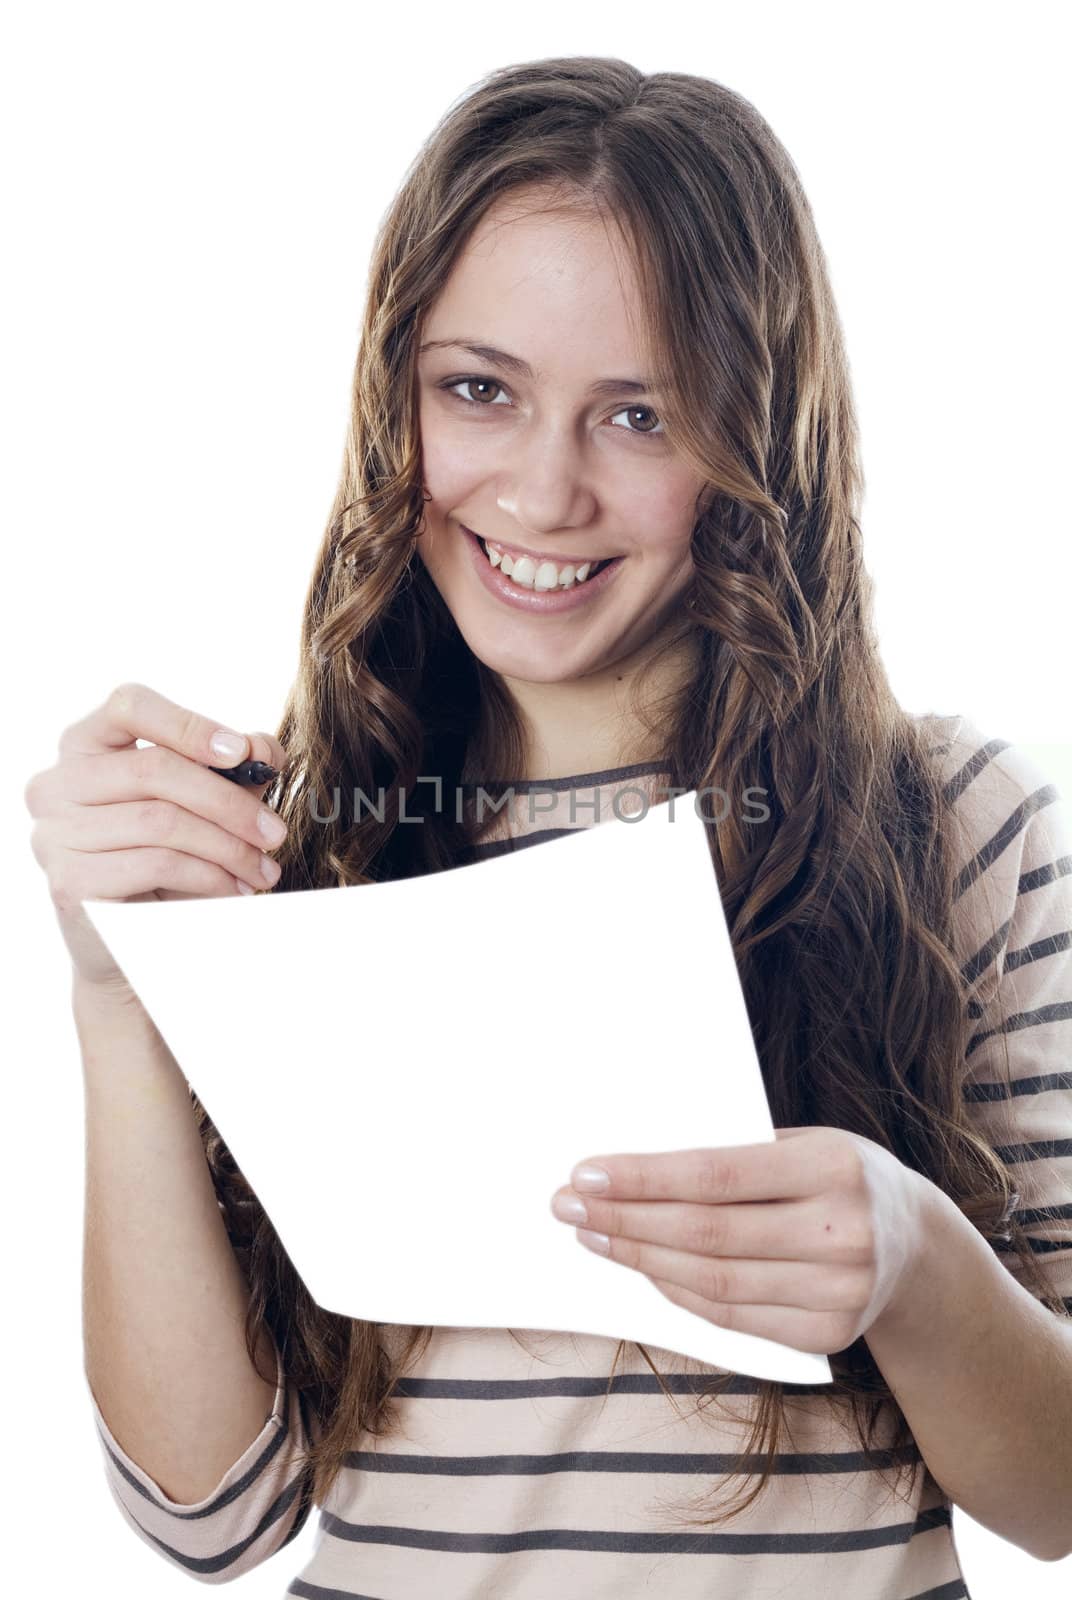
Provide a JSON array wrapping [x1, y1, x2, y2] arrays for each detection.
[[28, 55, 1072, 1597]]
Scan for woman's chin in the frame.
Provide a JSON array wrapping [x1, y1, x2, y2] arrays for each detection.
[[461, 629, 608, 685]]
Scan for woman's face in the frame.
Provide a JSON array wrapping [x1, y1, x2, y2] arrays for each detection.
[[415, 196, 711, 687]]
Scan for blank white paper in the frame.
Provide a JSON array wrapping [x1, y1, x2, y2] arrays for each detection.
[[84, 793, 832, 1385]]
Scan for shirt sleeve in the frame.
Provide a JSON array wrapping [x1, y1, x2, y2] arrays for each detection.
[[949, 729, 1072, 1312], [86, 1332, 316, 1583]]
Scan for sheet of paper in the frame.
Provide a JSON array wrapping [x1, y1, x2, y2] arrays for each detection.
[[84, 792, 832, 1385]]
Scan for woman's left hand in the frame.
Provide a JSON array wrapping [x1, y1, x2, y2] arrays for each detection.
[[550, 1126, 930, 1354]]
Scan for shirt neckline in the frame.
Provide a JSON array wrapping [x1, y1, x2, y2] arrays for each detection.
[[464, 758, 671, 794], [466, 713, 961, 841]]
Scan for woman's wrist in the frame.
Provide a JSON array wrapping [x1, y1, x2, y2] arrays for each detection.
[[71, 969, 144, 1024], [71, 969, 184, 1082]]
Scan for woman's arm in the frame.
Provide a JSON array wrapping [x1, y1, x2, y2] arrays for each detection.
[[865, 1178, 1072, 1563], [78, 972, 279, 1504], [867, 736, 1072, 1563]]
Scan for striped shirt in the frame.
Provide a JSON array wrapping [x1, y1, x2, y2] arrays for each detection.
[[86, 711, 1072, 1597]]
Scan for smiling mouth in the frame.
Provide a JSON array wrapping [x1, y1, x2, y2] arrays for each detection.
[[464, 526, 619, 591]]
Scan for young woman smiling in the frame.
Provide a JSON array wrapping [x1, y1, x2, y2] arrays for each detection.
[[26, 54, 1072, 1599]]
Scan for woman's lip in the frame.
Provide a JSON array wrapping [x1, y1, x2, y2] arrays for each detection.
[[461, 526, 616, 568], [460, 523, 624, 612]]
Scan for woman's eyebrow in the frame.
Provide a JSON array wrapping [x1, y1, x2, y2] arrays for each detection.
[[417, 338, 656, 397]]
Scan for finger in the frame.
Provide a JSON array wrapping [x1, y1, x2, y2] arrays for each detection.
[[551, 1190, 868, 1265], [57, 681, 252, 767], [55, 844, 259, 904], [647, 1274, 855, 1356], [245, 729, 289, 775], [570, 1135, 841, 1206], [33, 802, 281, 895], [578, 1230, 869, 1312], [231, 731, 288, 810], [30, 746, 288, 856]]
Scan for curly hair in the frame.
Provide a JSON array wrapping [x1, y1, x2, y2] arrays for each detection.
[[189, 54, 1067, 1527]]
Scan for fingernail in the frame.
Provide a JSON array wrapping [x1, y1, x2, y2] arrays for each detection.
[[211, 728, 247, 760], [260, 853, 281, 884], [551, 1193, 588, 1224], [258, 810, 287, 845], [571, 1164, 610, 1193], [577, 1229, 611, 1254]]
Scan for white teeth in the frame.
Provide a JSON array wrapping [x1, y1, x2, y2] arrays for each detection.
[[510, 556, 537, 588], [481, 540, 602, 590]]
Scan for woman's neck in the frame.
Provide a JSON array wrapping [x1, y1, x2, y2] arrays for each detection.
[[485, 619, 700, 783]]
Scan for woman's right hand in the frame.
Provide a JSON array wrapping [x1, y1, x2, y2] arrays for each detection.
[[24, 682, 290, 996]]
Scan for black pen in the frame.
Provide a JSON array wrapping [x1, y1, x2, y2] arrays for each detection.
[[209, 760, 280, 786]]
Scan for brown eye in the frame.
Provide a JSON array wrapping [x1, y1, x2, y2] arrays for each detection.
[[611, 404, 664, 437], [441, 377, 509, 406]]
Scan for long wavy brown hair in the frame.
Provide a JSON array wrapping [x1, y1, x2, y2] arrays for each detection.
[[189, 55, 1068, 1529]]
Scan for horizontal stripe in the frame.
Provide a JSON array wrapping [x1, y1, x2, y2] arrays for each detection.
[[1014, 1202, 1072, 1225], [992, 1137, 1072, 1164], [392, 1372, 834, 1399], [962, 924, 1070, 992], [994, 1235, 1072, 1256], [316, 1503, 952, 1556], [285, 1574, 971, 1600], [1019, 854, 1072, 894], [953, 785, 1059, 900], [1005, 929, 1072, 971], [94, 1408, 295, 1521], [125, 1467, 311, 1578], [961, 918, 1012, 987], [288, 1580, 385, 1600], [966, 1000, 1072, 1057], [338, 1443, 922, 1477], [89, 715, 1070, 1599], [962, 1069, 1072, 1101], [942, 738, 1010, 806]]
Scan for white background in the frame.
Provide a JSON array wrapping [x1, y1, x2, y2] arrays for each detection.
[[3, 1, 1069, 1594]]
